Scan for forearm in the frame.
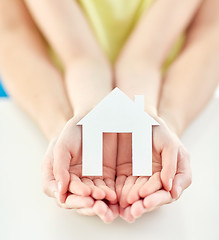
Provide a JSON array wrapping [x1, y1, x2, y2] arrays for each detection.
[[159, 34, 219, 136], [115, 62, 161, 116], [0, 1, 72, 140], [115, 0, 202, 116], [24, 0, 108, 68], [117, 0, 202, 68], [158, 0, 219, 136], [65, 57, 112, 118], [24, 0, 113, 118]]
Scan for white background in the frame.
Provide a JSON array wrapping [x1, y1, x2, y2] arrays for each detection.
[[0, 92, 219, 240]]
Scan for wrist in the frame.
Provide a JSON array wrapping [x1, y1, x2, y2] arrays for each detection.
[[37, 106, 72, 141], [115, 58, 161, 117], [65, 56, 113, 117], [116, 41, 161, 74], [65, 55, 111, 76], [158, 109, 185, 137]]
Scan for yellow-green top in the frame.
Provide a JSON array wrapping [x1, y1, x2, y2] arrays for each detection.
[[50, 0, 184, 71]]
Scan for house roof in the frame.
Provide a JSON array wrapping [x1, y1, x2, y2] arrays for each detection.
[[77, 87, 159, 126]]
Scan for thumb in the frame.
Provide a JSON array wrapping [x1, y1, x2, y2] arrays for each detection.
[[160, 145, 178, 191], [53, 144, 71, 203]]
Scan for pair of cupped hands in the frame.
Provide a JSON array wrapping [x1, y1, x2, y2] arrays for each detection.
[[42, 115, 192, 223]]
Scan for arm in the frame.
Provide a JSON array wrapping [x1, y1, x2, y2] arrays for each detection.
[[24, 0, 113, 117], [0, 0, 117, 221], [115, 0, 202, 115], [158, 0, 219, 136], [115, 1, 204, 218], [23, 0, 118, 211], [116, 0, 219, 221], [0, 0, 72, 140]]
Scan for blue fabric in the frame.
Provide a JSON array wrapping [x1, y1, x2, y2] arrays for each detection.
[[0, 77, 8, 97]]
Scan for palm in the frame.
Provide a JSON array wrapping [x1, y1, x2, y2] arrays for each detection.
[[115, 128, 169, 222], [64, 123, 117, 180], [42, 118, 119, 222], [53, 118, 117, 201]]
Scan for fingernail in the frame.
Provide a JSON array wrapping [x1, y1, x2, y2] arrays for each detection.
[[169, 179, 173, 190], [58, 182, 62, 192], [176, 186, 182, 198]]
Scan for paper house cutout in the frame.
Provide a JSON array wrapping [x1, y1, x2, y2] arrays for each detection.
[[77, 87, 159, 176]]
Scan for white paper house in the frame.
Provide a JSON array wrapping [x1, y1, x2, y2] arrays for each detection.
[[77, 87, 159, 176]]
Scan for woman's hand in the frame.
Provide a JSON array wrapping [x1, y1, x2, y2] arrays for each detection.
[[116, 117, 192, 222], [41, 116, 119, 223], [151, 117, 192, 197]]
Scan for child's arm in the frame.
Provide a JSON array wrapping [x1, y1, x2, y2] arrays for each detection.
[[116, 0, 202, 70], [115, 0, 202, 114], [24, 0, 113, 117], [0, 0, 72, 140]]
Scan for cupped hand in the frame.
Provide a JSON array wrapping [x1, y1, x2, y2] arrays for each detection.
[[115, 133, 162, 222], [42, 116, 118, 223], [116, 117, 192, 222], [150, 117, 192, 198]]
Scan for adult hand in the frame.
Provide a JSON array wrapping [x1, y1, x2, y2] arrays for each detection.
[[42, 116, 118, 223]]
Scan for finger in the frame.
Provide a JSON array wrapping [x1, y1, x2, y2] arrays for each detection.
[[139, 172, 162, 198], [115, 175, 126, 201], [130, 200, 145, 218], [143, 190, 173, 209], [57, 194, 94, 209], [104, 178, 117, 204], [127, 177, 149, 204], [76, 201, 118, 223], [69, 174, 91, 196], [53, 143, 71, 203], [161, 146, 178, 191], [98, 205, 118, 224], [131, 200, 160, 219], [65, 195, 94, 209], [120, 176, 137, 208], [171, 151, 192, 199], [42, 139, 58, 198], [93, 200, 116, 223], [93, 179, 117, 203], [119, 206, 135, 223], [82, 178, 105, 200], [76, 208, 96, 216], [108, 204, 119, 220], [43, 180, 58, 198]]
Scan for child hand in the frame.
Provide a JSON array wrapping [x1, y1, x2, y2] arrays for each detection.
[[42, 137, 118, 223], [115, 133, 161, 222], [130, 118, 192, 220], [116, 118, 192, 222]]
